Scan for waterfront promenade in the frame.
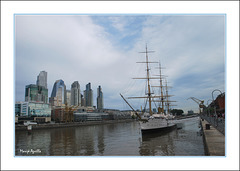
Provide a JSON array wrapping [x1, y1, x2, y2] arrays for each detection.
[[201, 115, 225, 135], [200, 119, 225, 156]]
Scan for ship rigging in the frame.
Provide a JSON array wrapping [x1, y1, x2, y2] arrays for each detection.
[[120, 45, 176, 134]]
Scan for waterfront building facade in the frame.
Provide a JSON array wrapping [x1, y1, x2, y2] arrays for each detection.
[[36, 71, 47, 89], [71, 81, 81, 106], [49, 79, 66, 106], [15, 101, 51, 123], [51, 107, 65, 122], [25, 84, 48, 103], [28, 102, 51, 117], [84, 82, 93, 107], [97, 85, 104, 110], [28, 102, 51, 123], [15, 101, 29, 117], [51, 105, 75, 123], [74, 112, 109, 122]]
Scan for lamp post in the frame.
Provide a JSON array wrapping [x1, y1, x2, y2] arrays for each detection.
[[207, 99, 213, 117], [212, 89, 222, 126]]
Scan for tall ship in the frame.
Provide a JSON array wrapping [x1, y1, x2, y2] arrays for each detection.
[[120, 45, 176, 134]]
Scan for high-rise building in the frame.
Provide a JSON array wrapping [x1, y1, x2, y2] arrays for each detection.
[[84, 82, 93, 107], [66, 90, 71, 106], [71, 81, 81, 106], [24, 71, 48, 103], [97, 85, 103, 110], [25, 84, 48, 103], [49, 79, 66, 106], [81, 94, 84, 107], [36, 71, 47, 89]]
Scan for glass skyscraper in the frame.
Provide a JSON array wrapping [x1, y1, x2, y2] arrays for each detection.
[[97, 85, 103, 110], [49, 79, 66, 106], [36, 71, 47, 89], [25, 84, 48, 103], [25, 71, 48, 103], [84, 82, 93, 107], [66, 90, 71, 106], [71, 81, 81, 106]]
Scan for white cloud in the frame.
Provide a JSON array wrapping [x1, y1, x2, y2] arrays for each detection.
[[15, 15, 225, 112]]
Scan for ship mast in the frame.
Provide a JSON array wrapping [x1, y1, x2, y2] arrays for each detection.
[[152, 61, 177, 114], [165, 81, 170, 114], [121, 45, 176, 116], [126, 45, 158, 116], [152, 61, 166, 113], [145, 45, 153, 115], [157, 62, 165, 113], [164, 80, 177, 114]]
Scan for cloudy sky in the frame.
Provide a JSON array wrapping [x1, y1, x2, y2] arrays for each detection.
[[15, 15, 225, 113]]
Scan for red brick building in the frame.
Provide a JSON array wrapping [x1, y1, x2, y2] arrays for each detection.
[[215, 93, 225, 114], [51, 107, 65, 122]]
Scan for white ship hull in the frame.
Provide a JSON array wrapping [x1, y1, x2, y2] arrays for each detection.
[[140, 117, 176, 134]]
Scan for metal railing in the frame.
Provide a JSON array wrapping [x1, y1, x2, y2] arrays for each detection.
[[200, 114, 225, 135]]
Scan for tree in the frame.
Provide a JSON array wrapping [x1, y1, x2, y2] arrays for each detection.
[[171, 109, 184, 116]]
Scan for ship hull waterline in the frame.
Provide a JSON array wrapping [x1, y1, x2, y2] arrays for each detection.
[[141, 123, 177, 134]]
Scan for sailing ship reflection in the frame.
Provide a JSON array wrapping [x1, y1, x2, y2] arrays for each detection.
[[139, 130, 177, 156]]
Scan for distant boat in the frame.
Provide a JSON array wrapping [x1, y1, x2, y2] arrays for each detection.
[[120, 45, 176, 134], [24, 121, 37, 131], [23, 121, 37, 126]]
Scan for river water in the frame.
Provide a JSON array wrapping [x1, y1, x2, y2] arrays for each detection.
[[15, 117, 205, 156]]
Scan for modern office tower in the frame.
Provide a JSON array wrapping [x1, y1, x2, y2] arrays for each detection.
[[81, 94, 84, 107], [66, 90, 71, 106], [84, 82, 93, 107], [71, 81, 81, 106], [25, 84, 48, 103], [49, 79, 66, 106], [97, 85, 103, 110], [36, 71, 47, 89]]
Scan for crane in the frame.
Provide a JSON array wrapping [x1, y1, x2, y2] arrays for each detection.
[[64, 103, 79, 122], [187, 97, 205, 114]]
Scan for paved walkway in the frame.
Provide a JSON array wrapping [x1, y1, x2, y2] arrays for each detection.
[[201, 119, 225, 156]]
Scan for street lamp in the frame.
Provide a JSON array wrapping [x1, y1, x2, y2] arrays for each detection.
[[207, 99, 213, 116], [212, 89, 223, 116], [212, 89, 223, 126]]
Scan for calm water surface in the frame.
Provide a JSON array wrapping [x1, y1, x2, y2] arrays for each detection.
[[15, 117, 205, 156]]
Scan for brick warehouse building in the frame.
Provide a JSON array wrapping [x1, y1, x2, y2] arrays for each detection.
[[214, 92, 225, 115], [51, 107, 65, 122]]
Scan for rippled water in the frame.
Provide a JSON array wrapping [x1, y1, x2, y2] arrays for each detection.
[[15, 117, 205, 156]]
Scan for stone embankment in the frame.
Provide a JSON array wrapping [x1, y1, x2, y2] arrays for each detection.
[[200, 119, 225, 156], [15, 119, 134, 131]]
